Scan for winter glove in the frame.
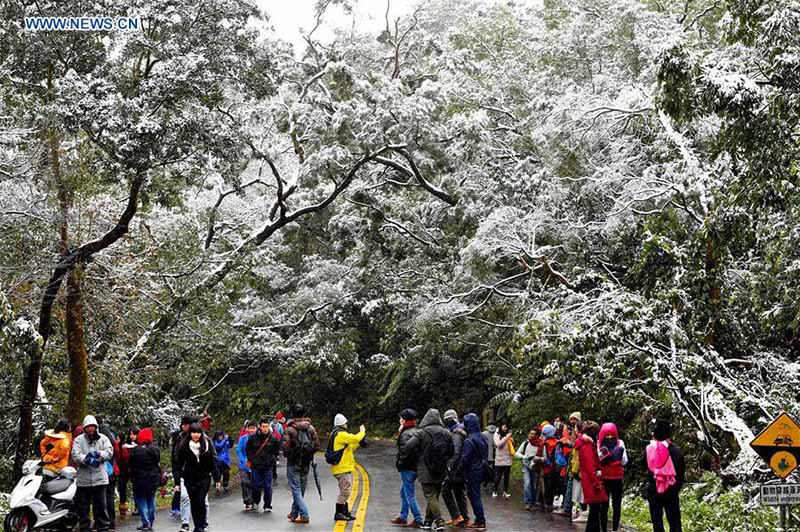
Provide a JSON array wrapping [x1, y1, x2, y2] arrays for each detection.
[[609, 445, 625, 462]]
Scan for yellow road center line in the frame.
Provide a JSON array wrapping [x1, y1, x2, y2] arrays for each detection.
[[352, 463, 369, 532], [333, 464, 361, 532]]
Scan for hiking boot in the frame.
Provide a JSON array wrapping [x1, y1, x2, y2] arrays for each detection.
[[434, 521, 446, 532], [389, 517, 407, 526], [344, 502, 356, 521], [335, 504, 349, 522]]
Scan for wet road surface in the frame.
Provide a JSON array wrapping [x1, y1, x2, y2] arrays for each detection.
[[118, 440, 580, 531]]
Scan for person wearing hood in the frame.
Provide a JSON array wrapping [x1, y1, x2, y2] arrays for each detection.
[[515, 425, 545, 511], [403, 408, 454, 532], [461, 413, 488, 530], [329, 414, 366, 522], [441, 409, 470, 527], [212, 429, 234, 494], [71, 414, 114, 532], [175, 423, 216, 532], [237, 421, 257, 511], [492, 421, 513, 498], [246, 418, 281, 513], [598, 423, 627, 531], [646, 420, 685, 532], [575, 421, 608, 532], [96, 419, 119, 531], [40, 419, 72, 478], [282, 404, 320, 524], [479, 423, 496, 488], [541, 423, 561, 510], [129, 428, 161, 531], [392, 408, 424, 528]]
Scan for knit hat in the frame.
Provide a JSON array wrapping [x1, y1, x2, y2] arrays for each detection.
[[275, 412, 285, 421], [542, 424, 556, 438], [443, 409, 458, 422], [334, 414, 348, 427], [569, 412, 582, 423], [400, 408, 418, 421]]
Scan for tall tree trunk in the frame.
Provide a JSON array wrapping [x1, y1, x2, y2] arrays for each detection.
[[65, 265, 88, 427]]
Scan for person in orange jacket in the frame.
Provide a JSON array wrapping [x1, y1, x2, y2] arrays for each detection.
[[40, 419, 73, 477]]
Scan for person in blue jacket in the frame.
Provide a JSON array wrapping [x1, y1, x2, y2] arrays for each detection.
[[461, 413, 489, 530], [213, 430, 234, 494], [236, 421, 257, 511]]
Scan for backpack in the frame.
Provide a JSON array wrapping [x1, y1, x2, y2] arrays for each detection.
[[294, 427, 316, 465], [555, 443, 568, 468], [647, 440, 676, 494], [423, 427, 454, 476], [325, 429, 345, 465]]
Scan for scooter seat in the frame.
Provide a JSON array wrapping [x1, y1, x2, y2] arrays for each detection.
[[41, 477, 72, 495]]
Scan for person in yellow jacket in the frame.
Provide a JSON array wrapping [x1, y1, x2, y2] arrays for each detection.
[[328, 414, 366, 522], [40, 419, 73, 477]]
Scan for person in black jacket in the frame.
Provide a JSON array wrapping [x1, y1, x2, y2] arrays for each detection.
[[175, 423, 215, 532], [390, 409, 424, 528], [646, 420, 686, 532], [128, 428, 161, 531], [441, 409, 470, 527], [245, 419, 281, 513]]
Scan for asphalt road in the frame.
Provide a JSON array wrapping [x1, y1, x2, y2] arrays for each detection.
[[117, 440, 579, 532]]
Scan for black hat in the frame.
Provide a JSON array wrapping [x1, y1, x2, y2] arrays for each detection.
[[400, 408, 418, 421], [292, 404, 305, 419], [652, 419, 672, 441]]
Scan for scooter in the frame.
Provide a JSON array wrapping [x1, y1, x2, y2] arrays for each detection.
[[3, 460, 78, 531]]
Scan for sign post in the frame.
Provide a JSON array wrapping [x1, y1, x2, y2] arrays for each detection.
[[750, 412, 800, 531]]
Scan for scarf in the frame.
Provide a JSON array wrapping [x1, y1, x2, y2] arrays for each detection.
[[402, 419, 417, 429], [189, 440, 201, 459]]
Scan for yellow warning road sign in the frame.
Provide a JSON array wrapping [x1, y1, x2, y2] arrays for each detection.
[[750, 412, 800, 479]]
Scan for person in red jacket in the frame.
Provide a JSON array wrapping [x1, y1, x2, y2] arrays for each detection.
[[574, 421, 608, 532], [598, 423, 627, 531]]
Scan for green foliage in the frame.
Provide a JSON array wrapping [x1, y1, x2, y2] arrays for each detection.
[[623, 473, 780, 532]]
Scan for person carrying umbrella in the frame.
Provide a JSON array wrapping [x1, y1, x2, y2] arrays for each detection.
[[326, 414, 366, 522]]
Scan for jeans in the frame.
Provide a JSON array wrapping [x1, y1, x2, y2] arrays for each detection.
[[602, 479, 623, 531], [133, 491, 156, 528], [287, 464, 309, 519], [76, 485, 110, 532], [563, 476, 574, 512], [648, 493, 682, 532], [252, 467, 274, 508], [239, 470, 253, 505], [522, 467, 538, 505], [442, 478, 469, 521], [186, 478, 210, 532], [399, 470, 423, 524], [466, 477, 485, 525], [421, 482, 444, 525], [181, 479, 209, 525]]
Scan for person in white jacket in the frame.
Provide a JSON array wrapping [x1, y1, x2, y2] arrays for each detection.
[[71, 415, 114, 532], [515, 426, 545, 510], [492, 422, 513, 498]]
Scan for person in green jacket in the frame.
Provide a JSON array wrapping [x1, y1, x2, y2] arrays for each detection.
[[328, 414, 366, 522]]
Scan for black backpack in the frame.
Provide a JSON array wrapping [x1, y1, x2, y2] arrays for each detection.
[[423, 427, 454, 476], [325, 429, 345, 465], [294, 427, 316, 465]]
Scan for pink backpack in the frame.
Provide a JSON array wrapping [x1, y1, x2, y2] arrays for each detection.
[[646, 440, 676, 494]]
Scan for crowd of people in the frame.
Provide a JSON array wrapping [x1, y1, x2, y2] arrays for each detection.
[[33, 405, 686, 532], [386, 409, 686, 532]]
